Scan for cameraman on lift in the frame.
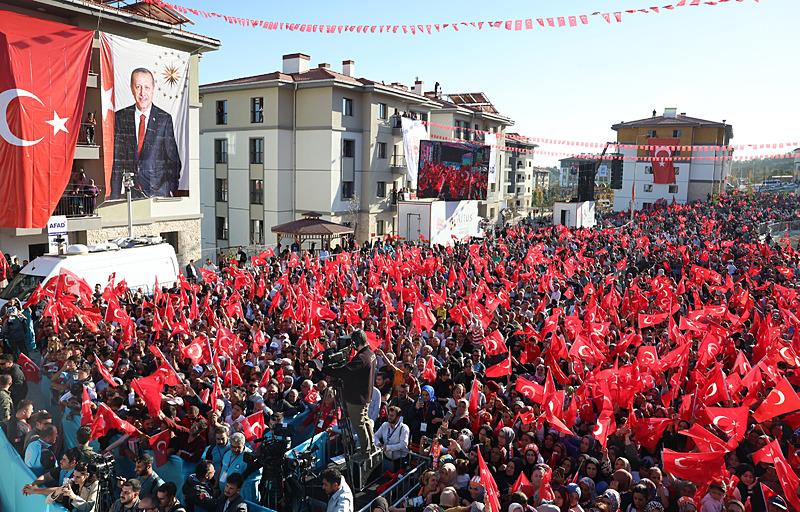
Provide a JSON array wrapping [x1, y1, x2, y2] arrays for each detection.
[[324, 330, 376, 458]]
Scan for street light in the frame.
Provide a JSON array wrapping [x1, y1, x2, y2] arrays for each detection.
[[122, 171, 135, 238]]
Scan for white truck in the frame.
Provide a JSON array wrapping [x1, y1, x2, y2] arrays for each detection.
[[397, 199, 483, 246], [0, 237, 180, 309]]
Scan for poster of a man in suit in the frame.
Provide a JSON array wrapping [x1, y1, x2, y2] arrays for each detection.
[[110, 68, 181, 199], [100, 33, 189, 200]]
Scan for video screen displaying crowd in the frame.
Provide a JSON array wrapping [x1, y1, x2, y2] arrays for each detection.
[[1, 191, 800, 512]]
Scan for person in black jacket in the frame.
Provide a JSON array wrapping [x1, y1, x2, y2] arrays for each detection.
[[0, 353, 28, 403], [182, 460, 220, 512], [325, 330, 377, 457]]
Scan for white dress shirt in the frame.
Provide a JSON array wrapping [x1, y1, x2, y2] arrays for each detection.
[[326, 480, 354, 512], [373, 419, 410, 460]]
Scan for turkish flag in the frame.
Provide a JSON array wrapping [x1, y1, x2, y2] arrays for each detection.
[[662, 449, 726, 484], [631, 417, 673, 452], [17, 353, 40, 383], [752, 377, 800, 423], [148, 429, 171, 467], [638, 312, 670, 329], [511, 470, 534, 496], [703, 405, 749, 446], [650, 138, 679, 185], [422, 356, 437, 384], [412, 300, 436, 333], [0, 11, 93, 227], [80, 386, 93, 427], [477, 449, 501, 512], [241, 411, 265, 442], [90, 403, 139, 440], [181, 336, 211, 366], [515, 376, 544, 404], [132, 373, 165, 417], [94, 354, 118, 387], [485, 355, 512, 378], [482, 330, 508, 357]]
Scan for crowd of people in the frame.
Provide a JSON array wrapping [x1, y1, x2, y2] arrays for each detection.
[[1, 191, 799, 512]]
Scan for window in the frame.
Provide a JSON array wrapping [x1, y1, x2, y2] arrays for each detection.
[[342, 181, 354, 199], [250, 219, 264, 244], [474, 124, 481, 142], [250, 179, 264, 204], [647, 130, 657, 138], [644, 165, 653, 174], [342, 139, 355, 158], [668, 185, 679, 194], [377, 181, 386, 198], [251, 97, 264, 123], [455, 121, 462, 140], [377, 142, 387, 159], [216, 100, 227, 125], [644, 184, 653, 192], [378, 103, 387, 120], [376, 220, 385, 236], [215, 178, 228, 202], [249, 138, 264, 164], [215, 216, 228, 240], [672, 129, 681, 138], [214, 139, 228, 164], [343, 97, 353, 117]]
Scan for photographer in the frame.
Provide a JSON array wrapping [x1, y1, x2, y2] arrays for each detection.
[[44, 461, 99, 512], [324, 330, 376, 457]]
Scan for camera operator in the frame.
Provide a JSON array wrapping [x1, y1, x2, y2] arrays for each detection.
[[44, 461, 100, 512], [321, 468, 353, 512], [324, 330, 376, 457]]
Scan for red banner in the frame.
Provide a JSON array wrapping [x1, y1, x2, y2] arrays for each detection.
[[0, 11, 94, 228], [650, 138, 680, 184]]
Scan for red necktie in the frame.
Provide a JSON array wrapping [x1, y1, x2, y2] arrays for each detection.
[[137, 113, 146, 156]]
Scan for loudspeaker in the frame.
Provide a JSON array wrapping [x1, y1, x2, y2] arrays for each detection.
[[577, 163, 595, 202], [610, 155, 623, 190]]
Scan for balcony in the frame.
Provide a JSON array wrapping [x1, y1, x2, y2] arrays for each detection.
[[390, 115, 403, 136], [75, 122, 100, 160], [53, 191, 99, 218], [390, 154, 406, 175]]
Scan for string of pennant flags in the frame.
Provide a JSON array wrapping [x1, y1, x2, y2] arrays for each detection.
[[420, 121, 798, 153], [143, 0, 759, 35], [427, 133, 796, 162]]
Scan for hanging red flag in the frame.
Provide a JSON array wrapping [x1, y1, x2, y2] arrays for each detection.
[[0, 11, 94, 228], [477, 449, 501, 512], [148, 429, 172, 467], [650, 138, 679, 184], [17, 353, 41, 383]]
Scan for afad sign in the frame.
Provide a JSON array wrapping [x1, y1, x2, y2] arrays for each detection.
[[0, 10, 94, 229]]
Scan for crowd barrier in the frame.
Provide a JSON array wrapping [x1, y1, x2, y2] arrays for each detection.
[[0, 427, 68, 512]]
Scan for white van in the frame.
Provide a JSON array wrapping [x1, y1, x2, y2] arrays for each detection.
[[0, 237, 179, 309]]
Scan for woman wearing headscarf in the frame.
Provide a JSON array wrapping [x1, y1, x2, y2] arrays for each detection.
[[599, 489, 621, 512], [577, 477, 598, 510], [496, 427, 516, 461], [409, 385, 444, 449], [496, 457, 524, 496]]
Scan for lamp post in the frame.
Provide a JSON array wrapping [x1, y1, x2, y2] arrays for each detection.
[[122, 171, 135, 238]]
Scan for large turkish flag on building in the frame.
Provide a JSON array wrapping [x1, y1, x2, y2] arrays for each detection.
[[650, 138, 680, 185], [0, 11, 93, 228]]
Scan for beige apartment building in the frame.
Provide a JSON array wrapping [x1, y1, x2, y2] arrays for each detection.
[[0, 0, 218, 265], [199, 53, 517, 252]]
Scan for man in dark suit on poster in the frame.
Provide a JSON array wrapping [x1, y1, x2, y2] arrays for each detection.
[[110, 67, 181, 199]]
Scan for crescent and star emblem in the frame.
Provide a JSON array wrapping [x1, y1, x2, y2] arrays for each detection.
[[673, 457, 689, 468], [0, 89, 69, 146], [767, 390, 786, 406]]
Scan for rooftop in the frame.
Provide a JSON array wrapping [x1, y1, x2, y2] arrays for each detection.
[[612, 109, 733, 138]]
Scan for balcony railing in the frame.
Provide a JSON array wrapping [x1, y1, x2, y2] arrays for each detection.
[[53, 191, 98, 218], [390, 154, 406, 168], [77, 122, 98, 146]]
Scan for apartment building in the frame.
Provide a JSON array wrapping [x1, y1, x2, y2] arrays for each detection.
[[503, 134, 538, 211], [612, 108, 733, 211], [199, 53, 515, 252], [0, 0, 218, 265]]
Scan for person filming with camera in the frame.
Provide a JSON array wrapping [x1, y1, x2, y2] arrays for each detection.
[[323, 329, 377, 458], [42, 461, 99, 512]]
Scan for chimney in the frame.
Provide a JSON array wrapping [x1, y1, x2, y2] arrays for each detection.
[[663, 107, 678, 118], [342, 59, 355, 77], [282, 53, 310, 74], [680, 112, 686, 116], [412, 79, 424, 96], [317, 63, 330, 69]]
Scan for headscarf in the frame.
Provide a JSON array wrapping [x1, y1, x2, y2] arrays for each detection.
[[421, 385, 436, 402], [500, 427, 516, 445], [612, 469, 633, 493], [372, 497, 390, 512], [644, 502, 665, 512], [601, 489, 621, 512], [578, 477, 597, 504], [615, 457, 632, 472]]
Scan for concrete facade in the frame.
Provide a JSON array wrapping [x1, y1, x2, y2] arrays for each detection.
[[0, 0, 219, 266], [199, 55, 516, 254]]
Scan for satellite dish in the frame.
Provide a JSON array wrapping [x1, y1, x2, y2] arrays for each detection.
[[66, 244, 90, 255]]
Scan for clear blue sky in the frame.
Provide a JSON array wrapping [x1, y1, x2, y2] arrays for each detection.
[[188, 0, 798, 164]]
